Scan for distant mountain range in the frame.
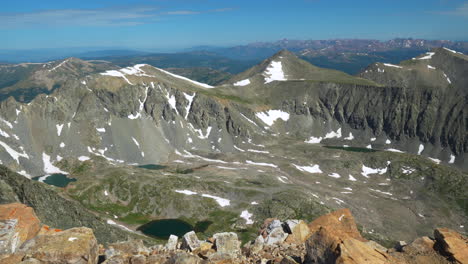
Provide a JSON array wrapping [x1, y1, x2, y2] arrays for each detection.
[[1, 39, 467, 80]]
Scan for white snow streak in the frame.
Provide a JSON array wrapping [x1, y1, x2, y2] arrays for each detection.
[[293, 164, 322, 174]]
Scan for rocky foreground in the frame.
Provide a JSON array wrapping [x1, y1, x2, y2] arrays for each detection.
[[0, 203, 467, 264]]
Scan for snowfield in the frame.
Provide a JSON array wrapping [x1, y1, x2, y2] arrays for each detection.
[[234, 79, 251, 86], [263, 61, 287, 83]]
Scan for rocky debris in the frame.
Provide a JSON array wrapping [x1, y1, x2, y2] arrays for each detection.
[[181, 231, 201, 252], [0, 203, 41, 254], [19, 227, 99, 264], [434, 228, 468, 264], [1, 203, 467, 264], [260, 219, 289, 246]]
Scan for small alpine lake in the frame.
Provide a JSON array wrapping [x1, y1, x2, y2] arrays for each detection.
[[137, 219, 213, 239], [32, 173, 77, 187], [136, 164, 167, 170]]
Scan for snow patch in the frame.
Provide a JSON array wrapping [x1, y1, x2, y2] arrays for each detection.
[[383, 63, 402, 68], [234, 79, 251, 86], [401, 167, 415, 174], [386, 148, 404, 153], [56, 124, 64, 136], [154, 67, 213, 88], [449, 154, 455, 164], [418, 52, 435, 60], [427, 65, 436, 70], [263, 61, 286, 83], [443, 47, 457, 53], [344, 132, 354, 140], [201, 194, 230, 207], [361, 165, 387, 178], [96, 127, 106, 133], [100, 70, 133, 85], [183, 92, 196, 119], [175, 190, 198, 195], [418, 144, 424, 155], [240, 210, 254, 224], [428, 157, 441, 164], [293, 164, 322, 174], [0, 129, 10, 138], [348, 175, 357, 181], [325, 128, 342, 139], [246, 160, 277, 168], [305, 136, 322, 144], [132, 137, 140, 148], [328, 173, 341, 179], [78, 156, 90, 161], [255, 110, 290, 126], [0, 140, 29, 163], [42, 152, 67, 174]]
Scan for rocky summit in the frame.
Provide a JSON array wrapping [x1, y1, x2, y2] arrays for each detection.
[[1, 203, 467, 264], [0, 46, 466, 263]]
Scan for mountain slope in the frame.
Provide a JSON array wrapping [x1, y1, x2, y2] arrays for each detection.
[[0, 51, 465, 244], [225, 50, 378, 88]]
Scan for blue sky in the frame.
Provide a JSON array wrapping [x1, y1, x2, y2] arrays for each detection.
[[2, 0, 468, 50]]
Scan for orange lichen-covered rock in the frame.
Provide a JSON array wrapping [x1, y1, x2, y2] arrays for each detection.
[[434, 228, 468, 264], [308, 208, 366, 242], [0, 203, 42, 254]]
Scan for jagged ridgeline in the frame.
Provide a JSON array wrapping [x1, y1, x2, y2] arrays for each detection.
[[0, 48, 466, 244]]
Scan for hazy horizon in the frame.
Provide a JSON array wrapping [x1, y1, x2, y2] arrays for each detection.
[[3, 0, 468, 50]]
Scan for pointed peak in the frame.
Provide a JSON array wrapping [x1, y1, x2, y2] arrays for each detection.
[[270, 49, 297, 60]]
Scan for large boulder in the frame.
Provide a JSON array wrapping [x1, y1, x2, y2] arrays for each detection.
[[181, 231, 201, 252], [308, 208, 365, 242], [337, 237, 398, 264], [107, 239, 150, 258], [304, 227, 340, 264], [19, 227, 99, 264], [305, 227, 397, 264], [0, 203, 42, 254], [213, 232, 241, 255], [284, 220, 311, 244], [434, 228, 468, 264], [165, 235, 178, 251]]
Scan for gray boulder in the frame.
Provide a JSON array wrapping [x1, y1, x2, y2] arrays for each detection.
[[213, 232, 241, 255], [181, 231, 200, 252], [166, 235, 178, 251]]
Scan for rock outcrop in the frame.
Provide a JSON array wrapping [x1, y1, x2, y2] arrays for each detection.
[[1, 203, 467, 264], [0, 203, 41, 254], [434, 228, 468, 264]]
